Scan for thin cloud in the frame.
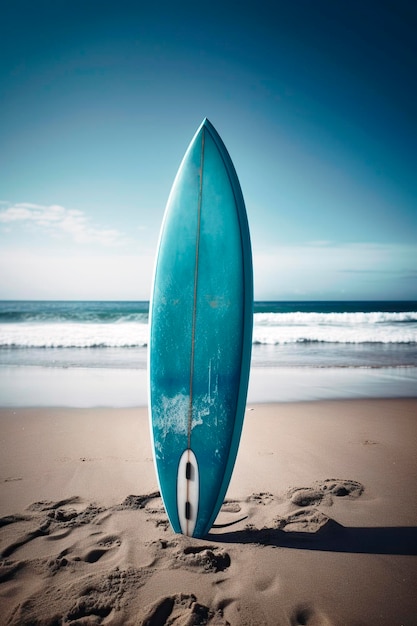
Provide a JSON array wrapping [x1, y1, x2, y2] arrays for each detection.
[[0, 202, 127, 246], [0, 249, 155, 299], [253, 241, 417, 299]]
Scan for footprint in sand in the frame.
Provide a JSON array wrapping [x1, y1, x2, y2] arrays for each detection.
[[98, 534, 122, 549], [80, 534, 122, 564], [26, 496, 81, 512], [179, 545, 231, 573], [141, 592, 229, 626], [274, 508, 331, 533], [287, 487, 327, 508], [148, 533, 231, 574], [319, 478, 364, 499], [117, 492, 161, 510], [246, 492, 276, 505], [230, 478, 365, 539], [142, 494, 170, 528], [1, 498, 155, 625], [65, 566, 147, 624], [28, 498, 106, 530], [117, 492, 171, 530], [273, 478, 365, 535], [287, 479, 364, 508], [48, 551, 70, 573]]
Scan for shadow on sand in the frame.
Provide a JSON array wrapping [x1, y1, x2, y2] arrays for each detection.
[[207, 519, 417, 556]]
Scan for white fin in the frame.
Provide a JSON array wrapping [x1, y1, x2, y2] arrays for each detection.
[[177, 449, 199, 536]]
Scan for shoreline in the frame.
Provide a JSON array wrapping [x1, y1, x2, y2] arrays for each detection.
[[0, 364, 416, 407], [1, 398, 416, 624]]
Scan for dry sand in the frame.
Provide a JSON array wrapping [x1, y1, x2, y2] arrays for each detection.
[[0, 399, 416, 625]]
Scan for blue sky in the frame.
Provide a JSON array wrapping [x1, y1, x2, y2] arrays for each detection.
[[1, 0, 416, 300]]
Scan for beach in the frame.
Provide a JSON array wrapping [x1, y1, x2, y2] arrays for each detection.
[[1, 398, 417, 625], [1, 300, 416, 624]]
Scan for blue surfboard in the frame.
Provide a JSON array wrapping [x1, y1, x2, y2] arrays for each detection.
[[149, 118, 253, 538]]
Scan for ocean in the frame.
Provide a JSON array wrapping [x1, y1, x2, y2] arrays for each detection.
[[0, 300, 416, 405]]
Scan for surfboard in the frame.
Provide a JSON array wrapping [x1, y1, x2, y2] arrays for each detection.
[[149, 118, 253, 538]]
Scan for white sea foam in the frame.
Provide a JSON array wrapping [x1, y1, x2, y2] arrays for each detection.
[[252, 312, 417, 344], [0, 311, 416, 349], [255, 311, 417, 325], [0, 322, 149, 348]]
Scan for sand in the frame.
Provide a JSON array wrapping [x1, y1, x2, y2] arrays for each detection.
[[1, 399, 416, 625]]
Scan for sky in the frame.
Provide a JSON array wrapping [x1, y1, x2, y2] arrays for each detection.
[[0, 0, 416, 301]]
